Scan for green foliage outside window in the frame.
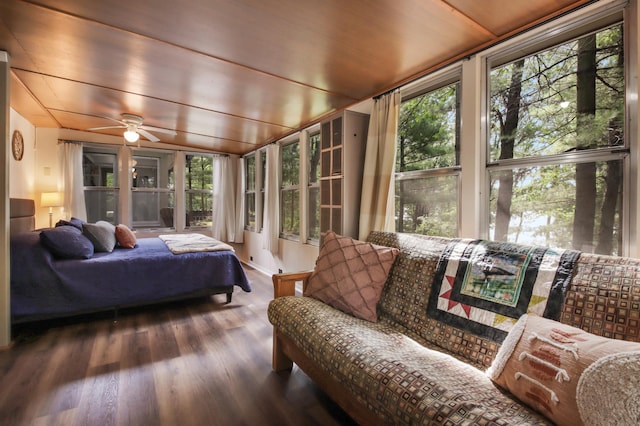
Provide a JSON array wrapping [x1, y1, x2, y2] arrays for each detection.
[[281, 141, 300, 237], [308, 132, 321, 240], [185, 154, 213, 227], [489, 24, 624, 254], [396, 82, 459, 237], [245, 155, 256, 229]]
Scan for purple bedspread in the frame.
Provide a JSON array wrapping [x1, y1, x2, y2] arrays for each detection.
[[10, 231, 251, 323]]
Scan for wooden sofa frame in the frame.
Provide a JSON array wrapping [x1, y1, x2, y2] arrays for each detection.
[[271, 271, 385, 426]]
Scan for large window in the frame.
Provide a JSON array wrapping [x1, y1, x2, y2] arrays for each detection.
[[395, 81, 460, 237], [83, 146, 119, 224], [488, 22, 625, 255], [280, 140, 300, 238], [258, 149, 266, 231], [244, 154, 256, 230], [185, 154, 213, 228], [131, 150, 175, 229], [307, 131, 321, 242]]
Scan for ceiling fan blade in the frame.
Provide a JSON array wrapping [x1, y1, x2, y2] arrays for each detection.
[[140, 125, 177, 136], [87, 125, 126, 131], [138, 128, 161, 142]]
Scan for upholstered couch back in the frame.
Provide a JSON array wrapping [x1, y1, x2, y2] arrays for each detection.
[[367, 231, 640, 368]]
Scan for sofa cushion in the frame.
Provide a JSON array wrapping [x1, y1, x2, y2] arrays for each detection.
[[367, 232, 500, 367], [561, 252, 640, 342], [367, 231, 584, 369], [268, 296, 551, 425], [487, 314, 640, 426], [304, 231, 399, 322]]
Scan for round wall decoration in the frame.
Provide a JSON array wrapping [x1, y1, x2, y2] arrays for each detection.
[[12, 130, 24, 161]]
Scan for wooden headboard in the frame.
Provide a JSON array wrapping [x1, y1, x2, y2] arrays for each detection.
[[10, 198, 35, 234]]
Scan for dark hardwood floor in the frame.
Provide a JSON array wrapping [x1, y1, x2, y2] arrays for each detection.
[[0, 266, 357, 426]]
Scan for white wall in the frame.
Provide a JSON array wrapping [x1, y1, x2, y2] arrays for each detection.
[[32, 127, 63, 228], [233, 230, 318, 275], [8, 108, 36, 200]]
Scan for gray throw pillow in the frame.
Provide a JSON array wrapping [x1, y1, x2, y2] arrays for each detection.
[[82, 221, 117, 252]]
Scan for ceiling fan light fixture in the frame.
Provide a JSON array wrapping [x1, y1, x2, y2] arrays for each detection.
[[124, 127, 140, 143]]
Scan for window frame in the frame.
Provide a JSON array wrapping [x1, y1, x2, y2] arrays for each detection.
[[306, 128, 321, 245], [130, 148, 175, 229], [244, 153, 256, 231], [279, 137, 301, 241], [257, 148, 266, 232], [82, 144, 120, 224], [184, 152, 214, 229], [481, 3, 632, 254], [395, 70, 463, 237]]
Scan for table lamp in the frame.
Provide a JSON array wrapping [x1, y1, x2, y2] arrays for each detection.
[[41, 192, 63, 228]]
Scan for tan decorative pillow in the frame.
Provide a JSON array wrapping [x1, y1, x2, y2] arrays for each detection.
[[487, 314, 640, 426], [115, 224, 136, 248], [304, 231, 399, 322]]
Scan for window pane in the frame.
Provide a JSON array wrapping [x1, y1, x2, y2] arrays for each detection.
[[308, 132, 321, 184], [83, 150, 117, 187], [281, 142, 299, 187], [489, 25, 624, 161], [131, 151, 175, 228], [246, 155, 255, 191], [259, 151, 266, 192], [489, 160, 623, 254], [83, 147, 119, 223], [395, 81, 460, 237], [133, 191, 175, 227], [245, 193, 256, 229], [259, 151, 266, 230], [185, 154, 213, 228], [308, 131, 321, 242], [185, 155, 212, 190], [85, 190, 119, 224], [308, 186, 320, 240], [396, 82, 459, 172], [281, 189, 299, 236], [186, 192, 213, 227], [281, 141, 300, 237], [395, 175, 458, 237]]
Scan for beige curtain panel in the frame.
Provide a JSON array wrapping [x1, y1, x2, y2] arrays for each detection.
[[359, 90, 400, 241]]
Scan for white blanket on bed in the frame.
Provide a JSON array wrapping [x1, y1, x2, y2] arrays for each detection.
[[159, 233, 234, 254]]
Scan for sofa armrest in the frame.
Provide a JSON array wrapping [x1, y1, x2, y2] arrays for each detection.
[[271, 271, 313, 298]]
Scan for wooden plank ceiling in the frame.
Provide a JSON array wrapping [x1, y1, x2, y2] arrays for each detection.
[[1, 0, 591, 155]]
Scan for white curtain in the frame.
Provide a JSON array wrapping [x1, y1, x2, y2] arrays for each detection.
[[262, 144, 280, 255], [358, 90, 401, 240], [211, 155, 244, 243], [234, 156, 245, 243], [60, 141, 87, 221]]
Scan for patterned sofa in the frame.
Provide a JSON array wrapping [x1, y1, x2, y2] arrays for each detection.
[[267, 231, 640, 425]]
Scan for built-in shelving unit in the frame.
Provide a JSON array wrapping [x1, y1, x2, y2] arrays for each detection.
[[319, 110, 369, 241]]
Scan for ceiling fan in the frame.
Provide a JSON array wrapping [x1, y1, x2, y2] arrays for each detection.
[[88, 113, 177, 143]]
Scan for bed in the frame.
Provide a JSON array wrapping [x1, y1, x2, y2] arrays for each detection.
[[9, 198, 251, 324]]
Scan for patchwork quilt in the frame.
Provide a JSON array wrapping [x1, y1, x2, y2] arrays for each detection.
[[428, 239, 580, 342]]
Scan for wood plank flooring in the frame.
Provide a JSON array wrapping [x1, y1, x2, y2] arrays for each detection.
[[0, 266, 357, 426]]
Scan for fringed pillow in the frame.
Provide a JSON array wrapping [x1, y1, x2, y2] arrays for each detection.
[[487, 314, 640, 426]]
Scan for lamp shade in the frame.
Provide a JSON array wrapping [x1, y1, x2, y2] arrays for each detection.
[[41, 192, 63, 208]]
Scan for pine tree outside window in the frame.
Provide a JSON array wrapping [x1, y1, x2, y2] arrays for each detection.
[[487, 22, 625, 255]]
